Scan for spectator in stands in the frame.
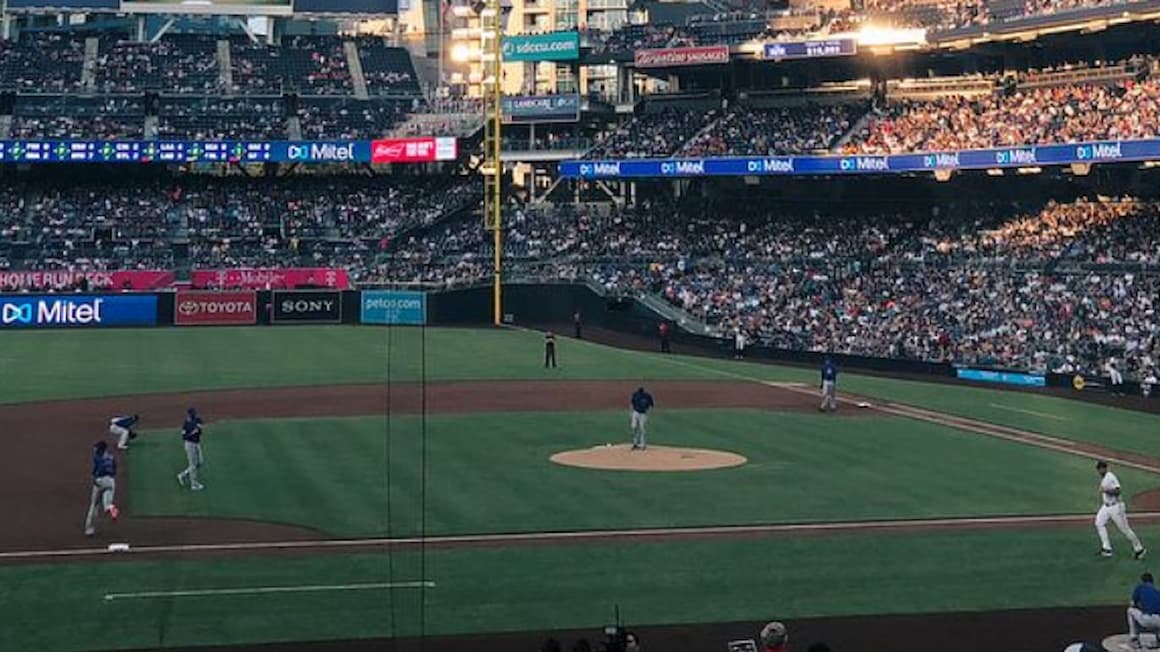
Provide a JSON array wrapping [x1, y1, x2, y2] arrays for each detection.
[[760, 621, 789, 652]]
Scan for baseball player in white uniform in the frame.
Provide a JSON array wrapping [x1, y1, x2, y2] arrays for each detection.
[[1096, 460, 1146, 559]]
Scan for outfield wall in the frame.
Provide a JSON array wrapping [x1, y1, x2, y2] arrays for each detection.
[[0, 285, 1152, 399]]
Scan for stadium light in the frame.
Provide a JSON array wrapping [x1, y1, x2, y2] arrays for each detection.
[[857, 26, 926, 46], [450, 42, 474, 62]]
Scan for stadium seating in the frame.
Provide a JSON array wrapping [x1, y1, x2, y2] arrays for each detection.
[[95, 34, 220, 94]]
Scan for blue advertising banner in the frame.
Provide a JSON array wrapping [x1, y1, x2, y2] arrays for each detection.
[[956, 368, 1046, 387], [502, 94, 581, 123], [502, 31, 580, 62], [361, 290, 427, 325], [0, 140, 398, 164], [7, 0, 116, 7], [0, 294, 157, 329], [559, 138, 1153, 179], [763, 38, 857, 60], [294, 0, 397, 12]]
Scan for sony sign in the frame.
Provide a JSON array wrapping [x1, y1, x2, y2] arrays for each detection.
[[271, 290, 343, 324]]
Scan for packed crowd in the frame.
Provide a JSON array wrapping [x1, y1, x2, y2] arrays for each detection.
[[591, 107, 724, 159], [846, 78, 1160, 153], [679, 103, 863, 157], [586, 73, 1160, 159], [367, 195, 1159, 382]]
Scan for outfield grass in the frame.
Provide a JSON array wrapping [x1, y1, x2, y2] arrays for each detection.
[[3, 525, 1156, 652], [0, 327, 727, 403], [5, 326, 1157, 462], [129, 411, 1160, 536]]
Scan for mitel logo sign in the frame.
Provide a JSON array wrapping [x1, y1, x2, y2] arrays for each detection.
[[287, 143, 356, 162], [271, 290, 343, 324], [2, 303, 32, 324], [0, 295, 157, 329]]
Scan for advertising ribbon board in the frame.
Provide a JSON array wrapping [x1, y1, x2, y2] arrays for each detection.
[[0, 294, 157, 329], [174, 291, 258, 326], [633, 45, 730, 68], [361, 290, 427, 325], [272, 290, 343, 324], [501, 31, 581, 62]]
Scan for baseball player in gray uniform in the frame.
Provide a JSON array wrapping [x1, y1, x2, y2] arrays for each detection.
[[176, 407, 205, 491]]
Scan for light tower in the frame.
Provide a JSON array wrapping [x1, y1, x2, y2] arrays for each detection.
[[480, 0, 504, 326]]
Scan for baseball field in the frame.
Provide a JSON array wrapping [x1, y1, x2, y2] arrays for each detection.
[[3, 325, 1160, 652]]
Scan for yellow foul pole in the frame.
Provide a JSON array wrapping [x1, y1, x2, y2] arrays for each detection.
[[481, 0, 504, 326]]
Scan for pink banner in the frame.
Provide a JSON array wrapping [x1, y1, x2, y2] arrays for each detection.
[[190, 268, 350, 290], [0, 270, 174, 291]]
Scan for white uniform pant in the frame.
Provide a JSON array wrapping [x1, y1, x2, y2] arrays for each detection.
[[821, 380, 837, 411], [180, 441, 204, 485], [84, 476, 116, 534], [1097, 502, 1143, 552], [1110, 367, 1124, 386], [109, 425, 130, 449], [630, 411, 648, 448], [1129, 607, 1160, 640]]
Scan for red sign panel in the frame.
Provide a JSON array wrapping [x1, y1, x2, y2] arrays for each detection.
[[189, 268, 350, 290], [633, 45, 730, 68], [174, 290, 257, 326], [0, 270, 174, 291], [370, 137, 458, 163]]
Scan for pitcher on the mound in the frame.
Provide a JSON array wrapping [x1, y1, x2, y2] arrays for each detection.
[[1096, 460, 1147, 559], [630, 387, 654, 450]]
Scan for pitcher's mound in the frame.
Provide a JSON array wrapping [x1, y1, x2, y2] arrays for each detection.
[[551, 444, 747, 472]]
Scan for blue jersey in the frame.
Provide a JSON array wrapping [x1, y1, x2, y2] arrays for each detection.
[[822, 362, 838, 383], [111, 415, 138, 428], [181, 416, 203, 443], [1134, 582, 1160, 614], [631, 390, 654, 414], [92, 451, 116, 478]]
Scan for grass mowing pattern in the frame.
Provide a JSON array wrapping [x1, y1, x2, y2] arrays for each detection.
[[2, 525, 1155, 652], [129, 411, 1160, 537]]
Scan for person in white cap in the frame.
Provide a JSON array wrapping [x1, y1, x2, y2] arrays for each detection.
[[760, 621, 788, 652]]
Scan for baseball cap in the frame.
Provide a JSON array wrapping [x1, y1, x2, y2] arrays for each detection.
[[760, 622, 787, 647]]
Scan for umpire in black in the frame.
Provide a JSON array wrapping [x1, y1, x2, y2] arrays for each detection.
[[544, 330, 557, 368]]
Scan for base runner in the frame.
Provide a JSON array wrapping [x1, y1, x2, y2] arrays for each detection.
[[84, 441, 119, 536]]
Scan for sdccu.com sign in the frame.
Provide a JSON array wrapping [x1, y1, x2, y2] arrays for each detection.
[[361, 290, 426, 325], [0, 294, 157, 329], [272, 290, 343, 324]]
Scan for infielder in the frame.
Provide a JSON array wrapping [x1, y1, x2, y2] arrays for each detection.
[[630, 387, 654, 450], [176, 407, 205, 491], [1096, 460, 1146, 559], [109, 414, 140, 450], [84, 441, 119, 536], [1128, 572, 1160, 649], [820, 357, 838, 412]]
